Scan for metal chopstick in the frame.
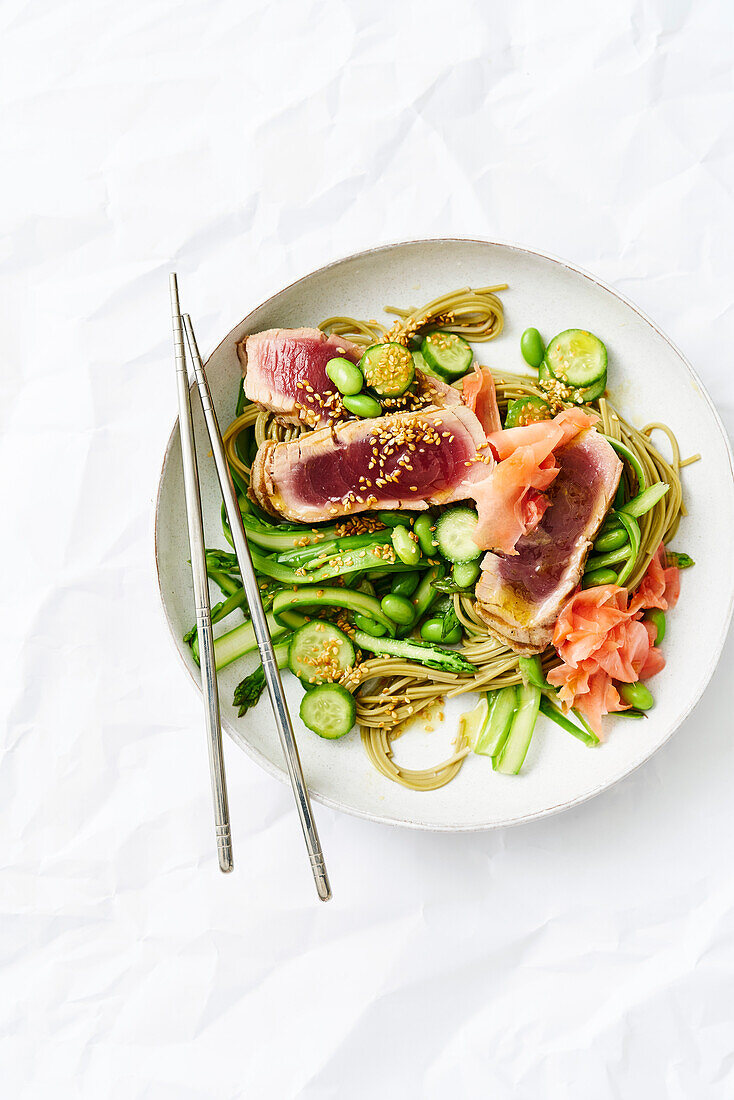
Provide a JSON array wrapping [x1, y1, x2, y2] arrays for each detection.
[[182, 312, 332, 903], [170, 274, 233, 874]]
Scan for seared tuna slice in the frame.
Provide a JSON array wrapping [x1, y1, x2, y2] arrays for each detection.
[[475, 429, 622, 653], [238, 327, 362, 428], [239, 327, 465, 429], [249, 406, 488, 524]]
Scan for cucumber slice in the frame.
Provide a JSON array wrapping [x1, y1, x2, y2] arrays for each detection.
[[576, 371, 607, 402], [435, 507, 482, 563], [299, 682, 356, 739], [539, 355, 606, 403], [544, 329, 608, 388], [288, 621, 355, 686], [359, 342, 414, 397], [420, 331, 473, 380], [411, 348, 436, 378], [504, 395, 551, 428]]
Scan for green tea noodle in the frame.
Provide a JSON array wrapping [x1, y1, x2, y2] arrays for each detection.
[[226, 287, 691, 791], [320, 284, 507, 348]]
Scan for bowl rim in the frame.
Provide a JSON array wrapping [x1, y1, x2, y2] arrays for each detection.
[[154, 236, 734, 831]]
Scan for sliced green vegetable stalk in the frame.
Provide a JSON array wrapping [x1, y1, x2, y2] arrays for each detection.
[[518, 655, 547, 689], [243, 514, 340, 552], [273, 585, 396, 635], [603, 436, 647, 493], [207, 612, 290, 671], [620, 482, 669, 519], [207, 566, 242, 598], [474, 686, 518, 757], [352, 630, 477, 674], [539, 695, 599, 747], [494, 684, 541, 774], [184, 585, 250, 648], [232, 639, 291, 716], [613, 511, 641, 586]]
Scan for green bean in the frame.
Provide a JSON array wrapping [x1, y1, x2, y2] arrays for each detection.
[[342, 393, 382, 418], [585, 545, 631, 571], [618, 681, 654, 710], [391, 525, 421, 566], [396, 564, 443, 637], [326, 356, 363, 396], [600, 513, 623, 533], [413, 513, 437, 555], [645, 609, 666, 645], [421, 618, 461, 644], [390, 571, 420, 598], [453, 560, 481, 589], [381, 593, 415, 626], [354, 612, 387, 637], [377, 511, 412, 528], [593, 526, 628, 553], [582, 567, 618, 588], [520, 327, 545, 368]]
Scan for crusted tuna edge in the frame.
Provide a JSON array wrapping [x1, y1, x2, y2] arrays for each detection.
[[248, 439, 281, 517]]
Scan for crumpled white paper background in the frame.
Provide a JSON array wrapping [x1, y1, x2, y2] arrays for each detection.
[[2, 1, 734, 1096]]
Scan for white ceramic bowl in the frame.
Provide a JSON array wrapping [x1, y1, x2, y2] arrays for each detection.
[[155, 239, 734, 830]]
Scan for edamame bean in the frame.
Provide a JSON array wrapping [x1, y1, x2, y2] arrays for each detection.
[[420, 618, 462, 644], [413, 513, 437, 555], [644, 608, 666, 645], [594, 526, 628, 553], [390, 571, 420, 598], [381, 594, 415, 626], [618, 681, 654, 710], [342, 393, 382, 418], [391, 525, 421, 566], [520, 327, 545, 368], [353, 612, 386, 637], [453, 560, 481, 589], [582, 567, 618, 588], [326, 356, 364, 396]]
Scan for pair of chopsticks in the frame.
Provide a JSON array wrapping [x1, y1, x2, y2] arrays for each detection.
[[170, 274, 331, 901]]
